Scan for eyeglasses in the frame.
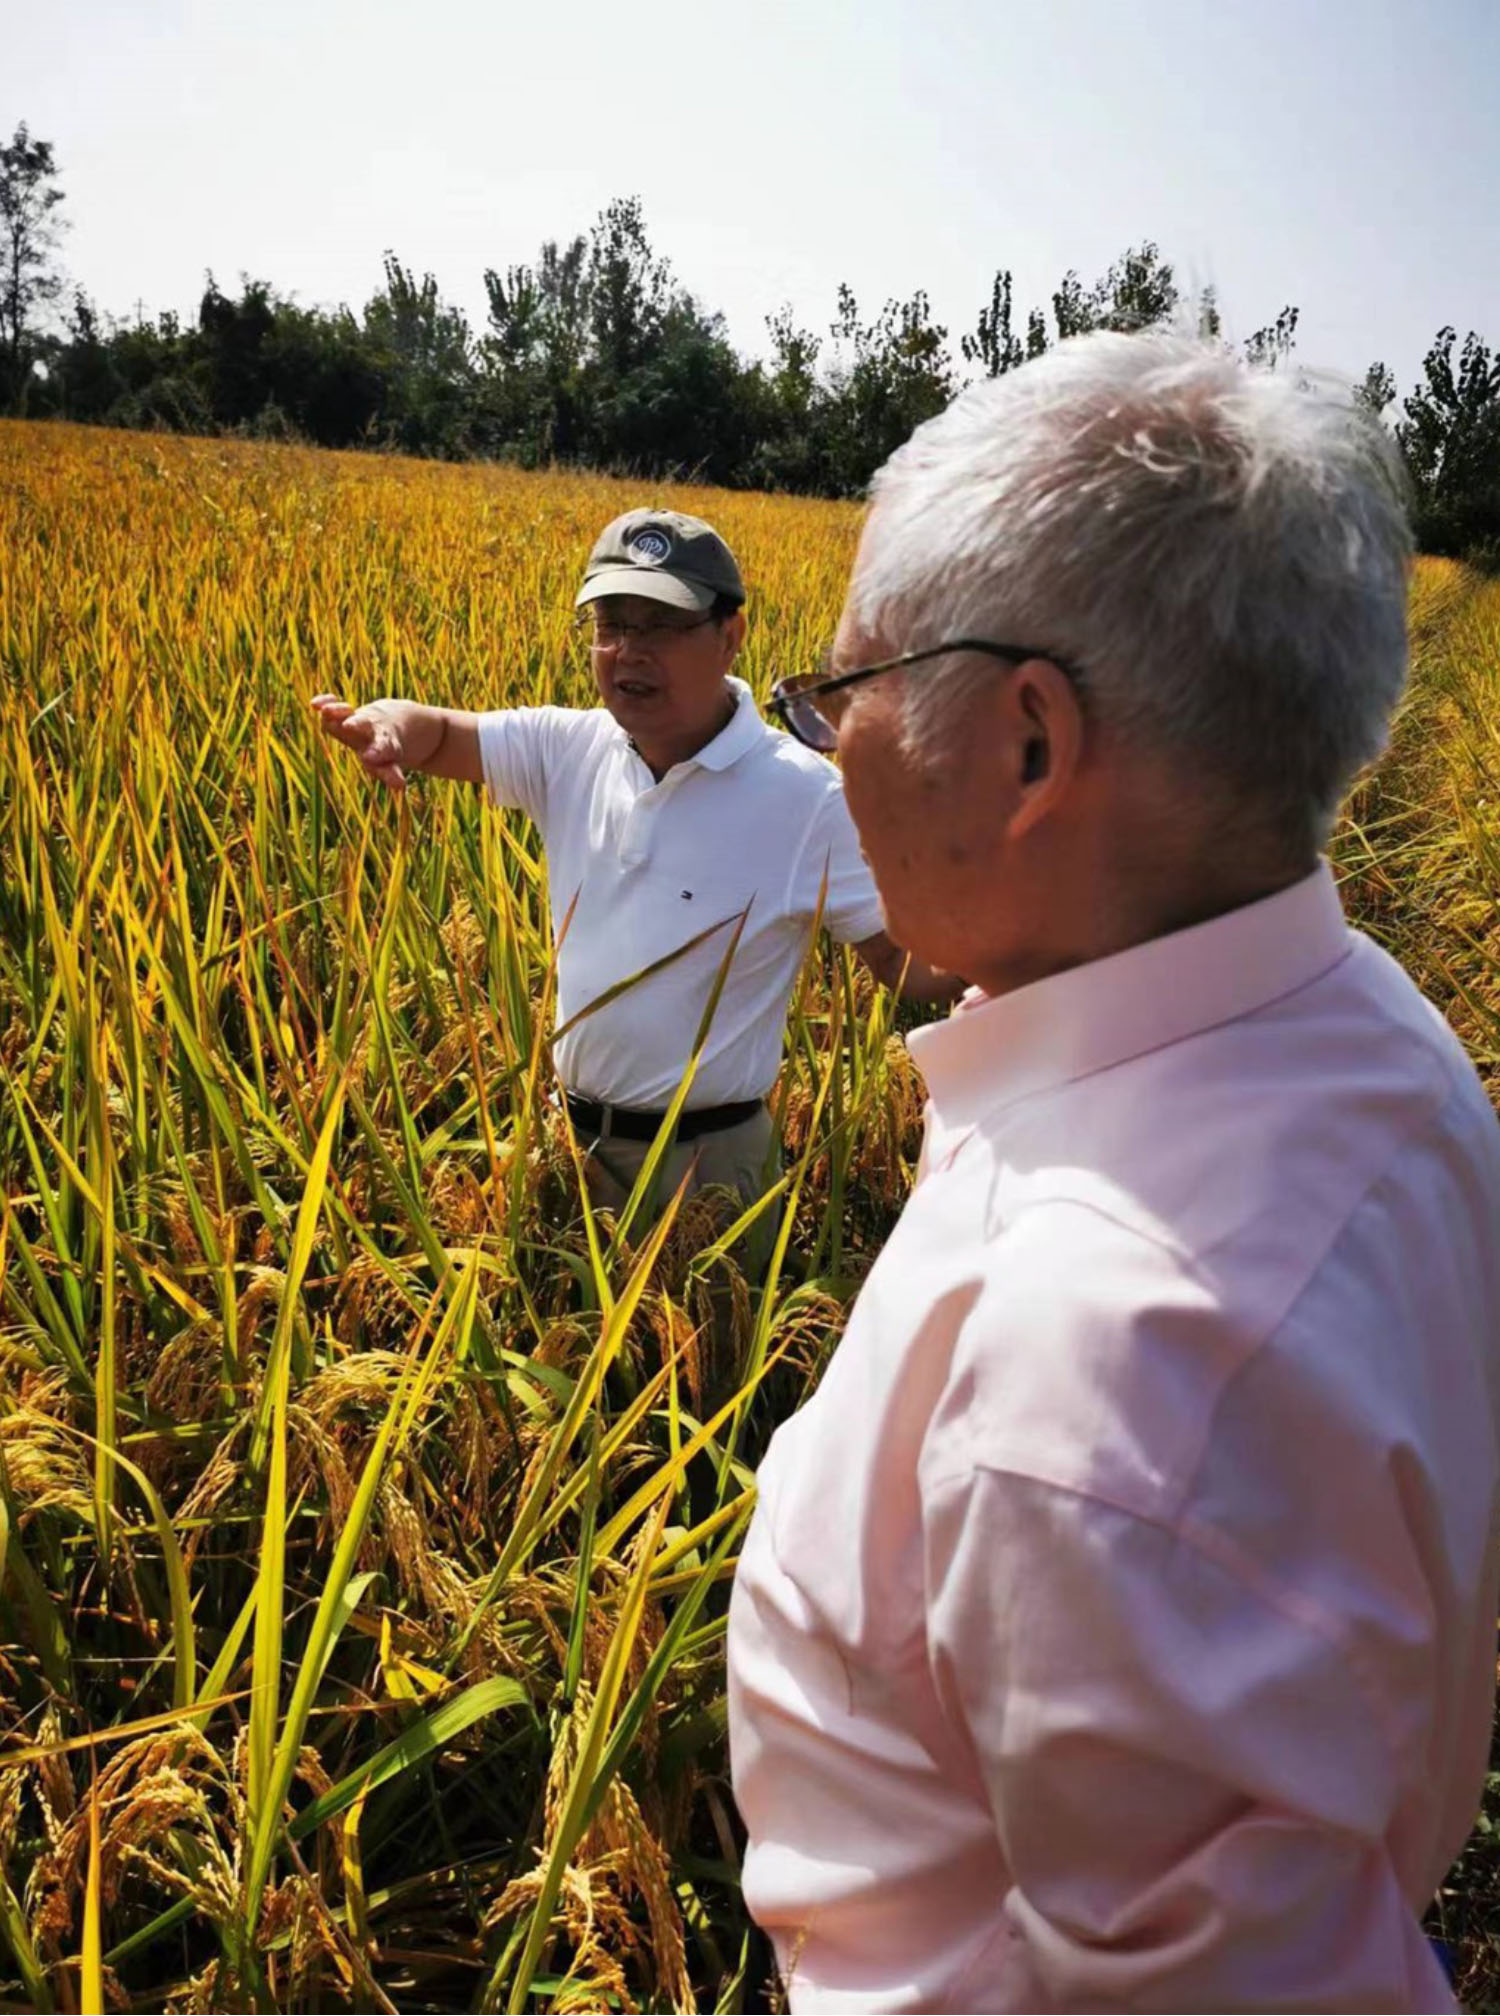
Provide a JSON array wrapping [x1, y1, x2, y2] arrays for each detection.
[[575, 611, 719, 651], [769, 637, 1085, 752]]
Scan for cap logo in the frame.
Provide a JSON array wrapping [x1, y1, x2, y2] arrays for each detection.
[[628, 528, 672, 564]]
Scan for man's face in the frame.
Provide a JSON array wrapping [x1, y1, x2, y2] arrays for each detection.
[[829, 600, 992, 974], [585, 594, 744, 748], [829, 555, 1082, 988]]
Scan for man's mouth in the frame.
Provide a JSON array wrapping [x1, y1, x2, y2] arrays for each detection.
[[615, 678, 660, 700]]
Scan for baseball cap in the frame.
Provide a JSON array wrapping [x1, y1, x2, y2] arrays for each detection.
[[575, 509, 746, 613]]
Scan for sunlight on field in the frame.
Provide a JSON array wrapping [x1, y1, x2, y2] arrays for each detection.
[[2, 421, 1498, 2011], [1335, 557, 1500, 1100]]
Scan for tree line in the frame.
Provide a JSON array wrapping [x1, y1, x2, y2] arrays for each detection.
[[3, 123, 1497, 560]]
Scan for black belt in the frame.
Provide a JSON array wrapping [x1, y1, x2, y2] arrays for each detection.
[[564, 1092, 764, 1144]]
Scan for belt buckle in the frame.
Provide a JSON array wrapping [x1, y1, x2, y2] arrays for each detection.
[[598, 1102, 614, 1138]]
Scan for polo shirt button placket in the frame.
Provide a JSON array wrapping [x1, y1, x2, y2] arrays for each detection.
[[620, 799, 651, 869], [617, 747, 656, 870]]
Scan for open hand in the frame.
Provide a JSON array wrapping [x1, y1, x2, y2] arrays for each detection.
[[311, 694, 418, 792]]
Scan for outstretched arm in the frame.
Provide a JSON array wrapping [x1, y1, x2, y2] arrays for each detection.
[[310, 696, 483, 791], [852, 930, 965, 1005]]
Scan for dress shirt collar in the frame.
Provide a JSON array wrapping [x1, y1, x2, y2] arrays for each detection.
[[908, 862, 1352, 1132]]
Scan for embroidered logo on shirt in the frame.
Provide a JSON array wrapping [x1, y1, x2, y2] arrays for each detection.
[[629, 529, 672, 564]]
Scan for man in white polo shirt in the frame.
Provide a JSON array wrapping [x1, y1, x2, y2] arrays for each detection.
[[312, 508, 952, 1206]]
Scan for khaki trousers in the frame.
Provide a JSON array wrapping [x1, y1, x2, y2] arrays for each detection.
[[582, 1105, 778, 1219]]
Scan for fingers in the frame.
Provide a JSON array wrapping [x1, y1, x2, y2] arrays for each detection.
[[311, 695, 361, 743], [310, 697, 404, 790], [311, 696, 382, 738], [315, 702, 381, 755]]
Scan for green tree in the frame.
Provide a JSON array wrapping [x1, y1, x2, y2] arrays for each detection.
[[1049, 241, 1180, 342], [262, 300, 386, 446], [0, 123, 67, 408], [1397, 328, 1500, 566], [31, 189, 1336, 502], [592, 296, 761, 484], [1096, 243, 1180, 333], [481, 198, 765, 482], [481, 235, 593, 462], [197, 275, 277, 424], [480, 202, 709, 471], [1356, 361, 1398, 418], [966, 242, 1193, 376], [820, 283, 955, 493], [962, 271, 1025, 378], [363, 255, 477, 456], [764, 304, 822, 416], [1243, 305, 1300, 371], [584, 196, 674, 382], [46, 290, 116, 418], [84, 303, 210, 433], [747, 305, 829, 490]]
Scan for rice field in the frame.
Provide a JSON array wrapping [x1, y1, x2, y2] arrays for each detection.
[[1, 419, 1498, 2014]]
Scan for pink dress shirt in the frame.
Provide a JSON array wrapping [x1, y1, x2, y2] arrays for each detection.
[[727, 865, 1500, 2012]]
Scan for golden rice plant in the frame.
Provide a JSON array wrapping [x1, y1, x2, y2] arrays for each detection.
[[0, 421, 920, 2014], [1, 418, 1497, 2011]]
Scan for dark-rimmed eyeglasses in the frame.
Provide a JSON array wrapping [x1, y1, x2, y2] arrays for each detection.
[[574, 611, 719, 651], [769, 638, 1086, 752]]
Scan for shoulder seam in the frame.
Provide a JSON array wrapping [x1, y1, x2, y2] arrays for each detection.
[[923, 1463, 1407, 1765]]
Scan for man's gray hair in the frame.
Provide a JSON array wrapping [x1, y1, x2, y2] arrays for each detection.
[[851, 332, 1412, 848]]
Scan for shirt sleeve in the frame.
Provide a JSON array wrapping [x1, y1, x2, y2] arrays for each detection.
[[921, 1465, 1454, 2012], [788, 771, 886, 946], [475, 706, 579, 825]]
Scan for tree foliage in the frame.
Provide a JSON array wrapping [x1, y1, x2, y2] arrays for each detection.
[[1396, 330, 1500, 566], [1244, 305, 1301, 372], [0, 122, 67, 406], [1356, 361, 1398, 418], [9, 122, 1498, 551]]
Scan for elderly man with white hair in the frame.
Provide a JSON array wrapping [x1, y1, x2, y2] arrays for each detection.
[[727, 333, 1500, 2012]]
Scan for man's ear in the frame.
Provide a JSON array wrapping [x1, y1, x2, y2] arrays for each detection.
[[1006, 659, 1084, 839]]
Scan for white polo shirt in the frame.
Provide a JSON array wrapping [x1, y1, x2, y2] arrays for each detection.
[[477, 677, 885, 1108]]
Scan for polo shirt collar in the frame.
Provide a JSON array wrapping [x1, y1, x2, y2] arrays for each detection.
[[619, 677, 767, 783], [908, 861, 1352, 1132], [690, 677, 766, 772]]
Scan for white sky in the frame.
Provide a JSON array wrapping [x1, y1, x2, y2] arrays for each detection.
[[11, 0, 1500, 403]]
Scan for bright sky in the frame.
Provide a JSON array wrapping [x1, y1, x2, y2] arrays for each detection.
[[12, 0, 1500, 404]]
